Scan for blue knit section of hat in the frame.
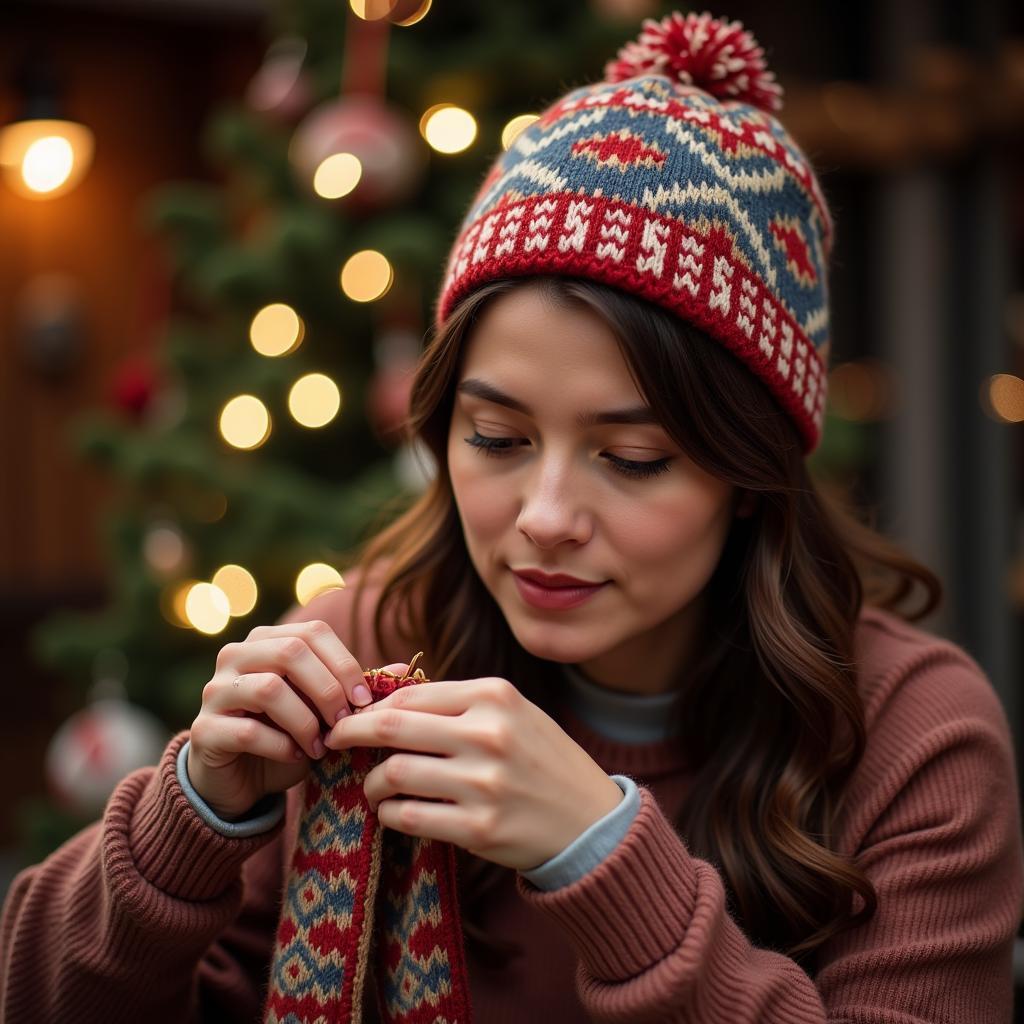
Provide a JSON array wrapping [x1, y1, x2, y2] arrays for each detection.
[[460, 74, 830, 351]]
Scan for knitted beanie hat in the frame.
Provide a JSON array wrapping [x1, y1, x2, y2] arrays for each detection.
[[435, 10, 834, 454]]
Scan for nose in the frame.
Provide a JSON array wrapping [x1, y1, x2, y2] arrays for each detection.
[[515, 453, 593, 548]]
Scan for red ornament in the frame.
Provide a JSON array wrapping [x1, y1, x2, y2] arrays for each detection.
[[109, 357, 157, 423], [290, 94, 424, 211], [603, 10, 784, 113]]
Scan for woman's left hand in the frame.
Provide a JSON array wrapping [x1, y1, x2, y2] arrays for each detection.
[[322, 674, 625, 872]]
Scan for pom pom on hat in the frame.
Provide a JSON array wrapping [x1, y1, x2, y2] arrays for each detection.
[[604, 9, 784, 114]]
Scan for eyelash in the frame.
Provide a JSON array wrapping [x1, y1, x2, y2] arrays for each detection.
[[463, 431, 671, 480]]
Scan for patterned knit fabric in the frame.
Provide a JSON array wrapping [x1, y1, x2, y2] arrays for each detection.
[[434, 11, 834, 454], [263, 658, 473, 1024]]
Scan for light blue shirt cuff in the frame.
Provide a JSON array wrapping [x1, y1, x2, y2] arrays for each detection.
[[176, 739, 287, 839], [518, 774, 640, 891]]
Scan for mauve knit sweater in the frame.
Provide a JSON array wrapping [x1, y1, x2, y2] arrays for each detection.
[[2, 591, 1022, 1022]]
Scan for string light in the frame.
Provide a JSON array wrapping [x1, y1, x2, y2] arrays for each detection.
[[250, 303, 304, 357], [501, 114, 539, 151], [340, 249, 393, 302], [420, 104, 477, 154], [983, 374, 1024, 423], [211, 565, 259, 617], [219, 395, 272, 450], [288, 373, 342, 428], [313, 152, 362, 200], [296, 564, 346, 606], [184, 582, 232, 635], [0, 121, 94, 200]]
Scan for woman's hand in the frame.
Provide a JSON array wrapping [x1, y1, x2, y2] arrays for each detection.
[[187, 617, 408, 821], [323, 676, 624, 872]]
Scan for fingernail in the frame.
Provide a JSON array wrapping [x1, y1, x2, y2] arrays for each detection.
[[312, 737, 325, 758], [353, 684, 372, 706], [335, 706, 351, 722]]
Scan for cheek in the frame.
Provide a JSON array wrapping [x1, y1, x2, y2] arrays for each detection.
[[448, 438, 512, 541], [611, 488, 733, 592]]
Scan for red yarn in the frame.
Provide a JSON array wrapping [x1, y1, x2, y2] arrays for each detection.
[[603, 10, 784, 114]]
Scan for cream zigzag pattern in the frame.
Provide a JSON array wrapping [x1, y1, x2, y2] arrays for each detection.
[[641, 179, 778, 289], [511, 105, 611, 158], [473, 159, 570, 220], [802, 304, 828, 339]]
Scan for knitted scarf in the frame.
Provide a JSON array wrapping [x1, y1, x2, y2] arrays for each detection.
[[262, 654, 473, 1023]]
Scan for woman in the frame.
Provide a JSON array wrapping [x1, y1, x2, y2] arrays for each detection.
[[3, 10, 1022, 1023]]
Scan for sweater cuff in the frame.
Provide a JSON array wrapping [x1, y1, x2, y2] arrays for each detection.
[[128, 730, 287, 901], [518, 774, 639, 891], [176, 739, 286, 838], [514, 785, 697, 982]]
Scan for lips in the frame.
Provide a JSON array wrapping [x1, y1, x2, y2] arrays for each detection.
[[512, 568, 607, 589]]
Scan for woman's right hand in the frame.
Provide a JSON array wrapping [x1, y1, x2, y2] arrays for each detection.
[[186, 618, 408, 821]]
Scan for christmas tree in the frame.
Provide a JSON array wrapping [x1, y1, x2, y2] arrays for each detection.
[[17, 0, 865, 864]]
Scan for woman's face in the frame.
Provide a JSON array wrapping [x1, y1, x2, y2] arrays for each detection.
[[446, 284, 741, 695]]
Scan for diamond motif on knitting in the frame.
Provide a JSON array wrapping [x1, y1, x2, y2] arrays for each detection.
[[570, 127, 668, 172], [769, 215, 817, 287]]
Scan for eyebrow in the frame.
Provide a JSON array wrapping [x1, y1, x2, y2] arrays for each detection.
[[456, 377, 659, 428]]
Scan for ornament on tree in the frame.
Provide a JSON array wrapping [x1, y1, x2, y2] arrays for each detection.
[[603, 10, 784, 113], [246, 35, 314, 122], [143, 519, 191, 578], [45, 656, 169, 817], [108, 355, 159, 424], [289, 93, 425, 211]]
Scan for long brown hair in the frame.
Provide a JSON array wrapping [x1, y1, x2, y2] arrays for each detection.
[[350, 274, 942, 973]]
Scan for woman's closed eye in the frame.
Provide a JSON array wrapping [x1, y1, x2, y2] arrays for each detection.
[[463, 430, 671, 480]]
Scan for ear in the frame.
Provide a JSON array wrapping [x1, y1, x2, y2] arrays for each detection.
[[734, 489, 758, 519]]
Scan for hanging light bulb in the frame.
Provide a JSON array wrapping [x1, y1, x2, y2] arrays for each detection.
[[0, 52, 94, 200]]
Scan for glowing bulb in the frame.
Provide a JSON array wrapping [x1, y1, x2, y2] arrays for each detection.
[[340, 249, 393, 302], [288, 373, 342, 428], [0, 119, 94, 199], [313, 152, 362, 199], [420, 104, 477, 154], [501, 114, 539, 151], [984, 374, 1024, 423], [184, 582, 232, 635], [250, 303, 304, 356], [219, 395, 271, 450], [296, 564, 346, 606], [393, 0, 431, 25], [211, 564, 258, 617]]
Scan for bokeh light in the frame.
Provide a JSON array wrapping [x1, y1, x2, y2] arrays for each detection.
[[250, 303, 304, 357], [296, 564, 346, 606], [211, 564, 259, 617], [340, 249, 393, 302], [313, 152, 362, 200], [501, 113, 539, 151], [184, 582, 232, 635], [219, 394, 272, 450], [420, 104, 477, 154], [288, 373, 342, 428]]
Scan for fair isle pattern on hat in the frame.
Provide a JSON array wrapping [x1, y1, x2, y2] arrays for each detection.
[[435, 12, 833, 454]]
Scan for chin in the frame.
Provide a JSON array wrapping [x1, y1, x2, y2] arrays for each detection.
[[503, 615, 606, 665]]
